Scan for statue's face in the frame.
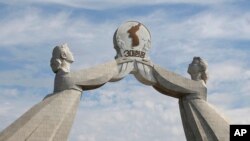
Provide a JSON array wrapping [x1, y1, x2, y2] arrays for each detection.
[[50, 45, 74, 73], [188, 58, 202, 80], [50, 59, 61, 73], [63, 46, 74, 63]]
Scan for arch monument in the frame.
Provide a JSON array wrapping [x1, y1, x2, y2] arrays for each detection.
[[0, 21, 229, 141]]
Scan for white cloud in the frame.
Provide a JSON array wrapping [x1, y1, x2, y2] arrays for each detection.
[[0, 8, 93, 46], [146, 9, 250, 42], [209, 62, 247, 84], [69, 78, 185, 141], [0, 0, 234, 10], [188, 13, 250, 39], [226, 107, 250, 124]]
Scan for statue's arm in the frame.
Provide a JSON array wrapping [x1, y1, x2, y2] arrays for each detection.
[[152, 64, 205, 98], [71, 60, 119, 90]]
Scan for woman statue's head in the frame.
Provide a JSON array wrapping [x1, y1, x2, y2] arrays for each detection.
[[50, 43, 74, 73], [188, 57, 208, 83]]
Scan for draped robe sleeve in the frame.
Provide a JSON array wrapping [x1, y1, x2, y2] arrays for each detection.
[[53, 60, 119, 92]]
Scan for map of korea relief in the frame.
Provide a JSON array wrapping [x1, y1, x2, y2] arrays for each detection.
[[127, 23, 141, 47]]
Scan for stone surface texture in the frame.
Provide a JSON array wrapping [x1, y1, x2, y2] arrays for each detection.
[[0, 90, 81, 141], [0, 21, 230, 141]]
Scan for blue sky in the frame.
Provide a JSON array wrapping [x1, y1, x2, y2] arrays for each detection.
[[0, 0, 250, 141]]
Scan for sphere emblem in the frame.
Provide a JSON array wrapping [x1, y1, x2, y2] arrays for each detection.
[[113, 21, 151, 60]]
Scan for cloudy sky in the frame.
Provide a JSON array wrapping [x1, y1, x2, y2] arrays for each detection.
[[0, 0, 250, 141]]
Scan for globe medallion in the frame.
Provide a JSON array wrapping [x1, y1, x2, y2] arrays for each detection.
[[113, 21, 151, 61]]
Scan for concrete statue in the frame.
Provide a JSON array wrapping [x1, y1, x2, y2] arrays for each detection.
[[0, 21, 229, 141], [0, 44, 119, 141]]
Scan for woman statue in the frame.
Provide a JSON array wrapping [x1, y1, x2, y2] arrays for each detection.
[[153, 57, 229, 141], [0, 44, 119, 141]]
